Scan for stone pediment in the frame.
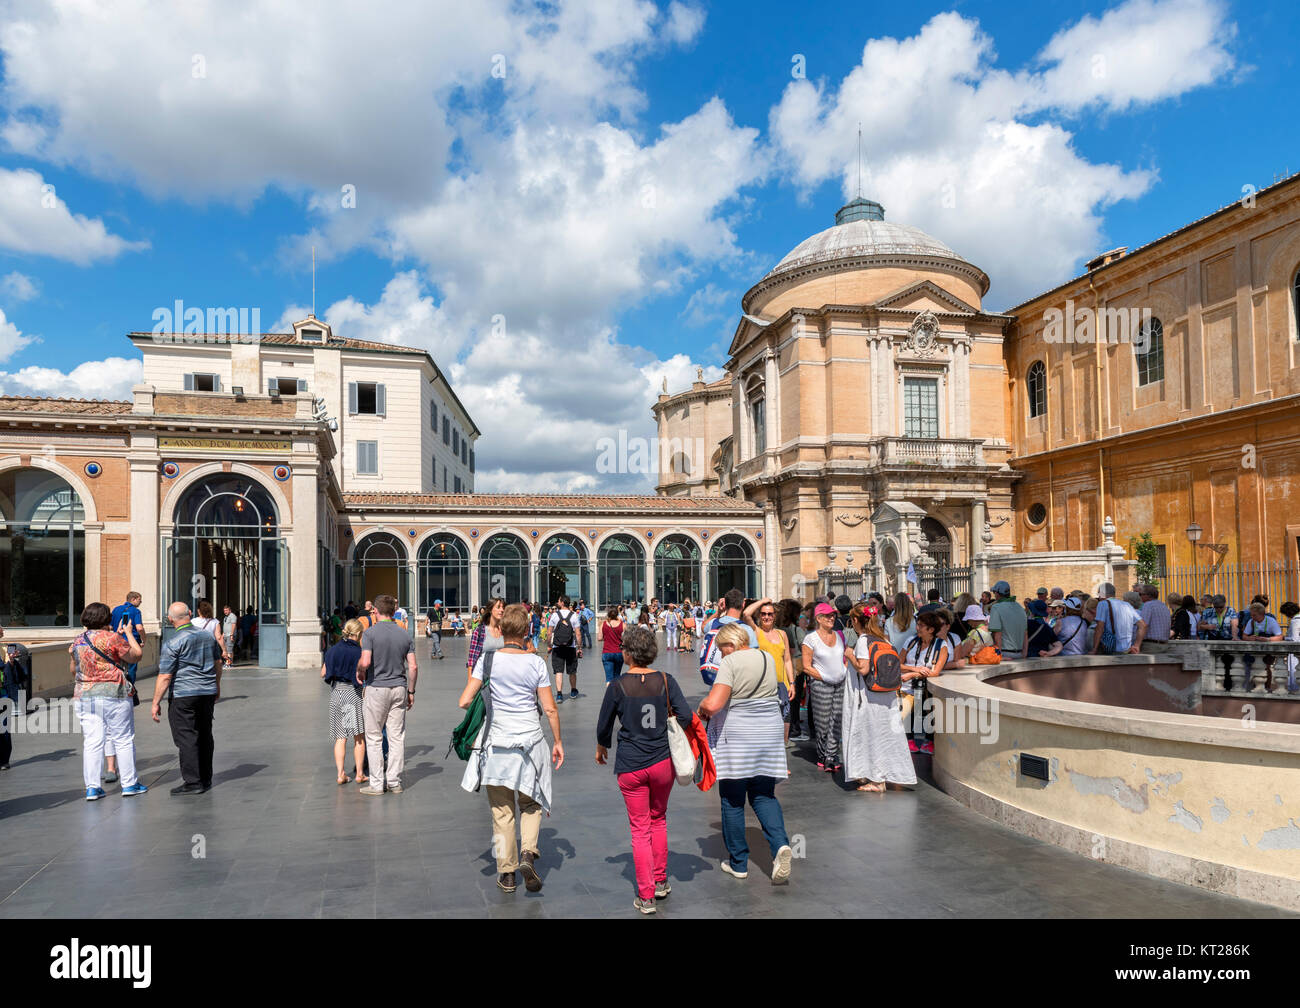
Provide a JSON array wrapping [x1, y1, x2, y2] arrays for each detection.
[[873, 280, 979, 316], [871, 500, 928, 526]]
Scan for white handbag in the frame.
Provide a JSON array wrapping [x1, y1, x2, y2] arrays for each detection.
[[661, 671, 697, 785]]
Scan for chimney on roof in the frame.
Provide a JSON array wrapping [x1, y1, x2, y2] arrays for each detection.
[[1085, 246, 1128, 272]]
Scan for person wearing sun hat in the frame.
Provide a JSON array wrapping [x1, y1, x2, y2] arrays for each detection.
[[1036, 595, 1090, 657], [801, 601, 846, 773], [987, 580, 1027, 656], [955, 605, 996, 664]]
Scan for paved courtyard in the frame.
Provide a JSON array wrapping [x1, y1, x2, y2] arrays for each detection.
[[0, 638, 1289, 919]]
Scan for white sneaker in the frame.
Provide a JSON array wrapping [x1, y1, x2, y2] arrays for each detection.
[[720, 861, 748, 880], [771, 845, 793, 885]]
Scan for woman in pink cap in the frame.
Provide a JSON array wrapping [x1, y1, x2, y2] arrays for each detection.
[[800, 602, 845, 773]]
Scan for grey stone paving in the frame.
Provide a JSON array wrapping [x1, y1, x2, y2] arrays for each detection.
[[0, 638, 1289, 919]]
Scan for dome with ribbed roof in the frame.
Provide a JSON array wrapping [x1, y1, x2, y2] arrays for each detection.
[[765, 198, 962, 281]]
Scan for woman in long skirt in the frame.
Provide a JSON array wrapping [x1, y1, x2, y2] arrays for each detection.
[[801, 602, 845, 773], [842, 604, 916, 792]]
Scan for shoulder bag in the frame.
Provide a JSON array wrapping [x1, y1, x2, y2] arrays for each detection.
[[661, 671, 697, 785]]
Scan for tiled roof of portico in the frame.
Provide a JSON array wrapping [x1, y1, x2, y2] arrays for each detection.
[[343, 492, 761, 515], [0, 395, 134, 415]]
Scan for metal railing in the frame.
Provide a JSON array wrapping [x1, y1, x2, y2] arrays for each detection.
[[918, 564, 972, 601], [1157, 562, 1297, 608]]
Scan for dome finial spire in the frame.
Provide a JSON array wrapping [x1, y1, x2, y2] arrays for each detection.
[[857, 122, 863, 200]]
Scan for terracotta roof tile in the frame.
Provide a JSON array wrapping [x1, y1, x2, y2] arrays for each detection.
[[0, 396, 133, 416], [128, 332, 424, 355], [342, 492, 760, 513]]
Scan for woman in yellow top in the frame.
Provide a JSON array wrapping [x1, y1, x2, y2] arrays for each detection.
[[744, 597, 796, 749]]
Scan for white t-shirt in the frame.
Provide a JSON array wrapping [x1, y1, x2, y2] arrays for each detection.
[[547, 609, 581, 640], [472, 651, 549, 736], [885, 616, 916, 653], [902, 635, 953, 671], [802, 629, 846, 686], [192, 615, 220, 639]]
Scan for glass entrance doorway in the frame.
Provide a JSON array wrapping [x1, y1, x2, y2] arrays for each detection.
[[162, 475, 287, 668]]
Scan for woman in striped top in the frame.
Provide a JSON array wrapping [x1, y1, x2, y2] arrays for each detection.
[[697, 623, 793, 885]]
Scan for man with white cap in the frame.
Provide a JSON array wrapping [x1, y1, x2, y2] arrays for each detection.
[[987, 581, 1027, 657], [1036, 596, 1090, 657]]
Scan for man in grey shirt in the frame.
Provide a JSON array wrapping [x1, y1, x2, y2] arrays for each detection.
[[356, 594, 417, 796], [987, 581, 1027, 656], [151, 601, 222, 795]]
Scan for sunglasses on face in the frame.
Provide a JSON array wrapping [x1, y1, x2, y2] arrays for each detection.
[[759, 610, 776, 618]]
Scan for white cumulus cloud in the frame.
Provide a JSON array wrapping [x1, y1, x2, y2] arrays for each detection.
[[0, 354, 141, 398], [768, 0, 1235, 308], [0, 168, 146, 264]]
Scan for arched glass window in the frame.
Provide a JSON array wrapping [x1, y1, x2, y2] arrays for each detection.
[[167, 475, 285, 661], [479, 532, 529, 605], [596, 534, 645, 608], [1293, 269, 1300, 340], [417, 534, 469, 613], [537, 533, 588, 605], [1027, 361, 1047, 419], [708, 534, 759, 600], [352, 531, 411, 612], [655, 533, 700, 604], [1135, 316, 1164, 386], [0, 469, 85, 627]]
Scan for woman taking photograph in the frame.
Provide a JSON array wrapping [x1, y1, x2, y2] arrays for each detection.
[[466, 597, 506, 682], [321, 618, 366, 784], [601, 605, 626, 682], [698, 623, 793, 885], [72, 603, 146, 800], [744, 597, 796, 748], [801, 602, 846, 773], [843, 604, 916, 793], [596, 625, 692, 914], [458, 604, 564, 895], [899, 611, 951, 754]]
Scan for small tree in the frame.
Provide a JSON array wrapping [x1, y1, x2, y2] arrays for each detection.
[[1130, 531, 1161, 586]]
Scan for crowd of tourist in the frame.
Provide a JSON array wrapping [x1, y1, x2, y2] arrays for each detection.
[[42, 574, 1298, 916]]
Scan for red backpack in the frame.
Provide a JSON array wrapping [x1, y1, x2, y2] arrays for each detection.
[[862, 639, 903, 692]]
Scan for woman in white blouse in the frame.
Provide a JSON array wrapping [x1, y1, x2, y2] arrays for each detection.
[[801, 602, 845, 774], [458, 603, 564, 896]]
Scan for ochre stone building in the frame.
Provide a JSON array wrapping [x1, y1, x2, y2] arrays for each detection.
[[658, 176, 1300, 603]]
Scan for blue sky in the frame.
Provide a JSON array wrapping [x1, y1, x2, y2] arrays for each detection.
[[0, 0, 1294, 490]]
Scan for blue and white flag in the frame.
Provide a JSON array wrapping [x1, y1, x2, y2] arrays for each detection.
[[905, 561, 916, 585]]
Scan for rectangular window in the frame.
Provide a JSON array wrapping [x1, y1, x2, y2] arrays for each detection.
[[185, 373, 220, 392], [751, 397, 766, 455], [356, 440, 379, 475], [348, 381, 385, 416], [1155, 544, 1168, 579], [470, 449, 475, 473], [453, 429, 460, 454], [904, 378, 939, 438], [442, 416, 450, 445], [460, 440, 467, 465], [269, 376, 306, 396], [431, 400, 438, 430], [442, 465, 447, 491], [454, 476, 462, 493]]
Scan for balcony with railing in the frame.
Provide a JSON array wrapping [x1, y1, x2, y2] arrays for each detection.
[[868, 437, 985, 469]]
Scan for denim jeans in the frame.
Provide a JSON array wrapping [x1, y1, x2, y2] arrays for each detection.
[[602, 653, 624, 682], [718, 776, 789, 872]]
